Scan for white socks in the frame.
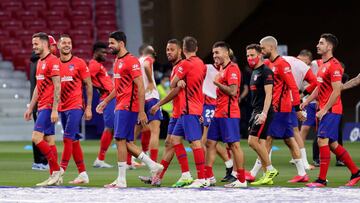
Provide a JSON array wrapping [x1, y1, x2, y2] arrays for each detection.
[[266, 165, 274, 171], [224, 159, 233, 168], [300, 148, 310, 168], [137, 152, 156, 169], [294, 159, 306, 176], [250, 159, 262, 177], [117, 162, 127, 182], [182, 171, 192, 178], [231, 170, 237, 177]]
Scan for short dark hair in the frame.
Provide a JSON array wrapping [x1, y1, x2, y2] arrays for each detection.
[[109, 31, 127, 46], [167, 39, 181, 48], [183, 36, 197, 52], [212, 41, 230, 51], [59, 34, 71, 40], [32, 32, 49, 42], [93, 41, 107, 53], [246, 43, 262, 53], [320, 33, 338, 50], [138, 43, 149, 55], [298, 49, 313, 61]]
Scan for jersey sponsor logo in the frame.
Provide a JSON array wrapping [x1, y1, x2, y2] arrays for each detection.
[[230, 73, 238, 79], [250, 85, 257, 90], [132, 64, 140, 71], [317, 77, 324, 83], [61, 76, 73, 82], [36, 74, 45, 80], [52, 64, 59, 71], [113, 73, 121, 79]]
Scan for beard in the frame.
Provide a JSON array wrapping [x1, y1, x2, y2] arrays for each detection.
[[96, 56, 106, 62], [263, 52, 271, 59], [111, 48, 120, 55]]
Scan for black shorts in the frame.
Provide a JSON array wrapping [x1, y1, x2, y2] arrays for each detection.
[[248, 111, 273, 140]]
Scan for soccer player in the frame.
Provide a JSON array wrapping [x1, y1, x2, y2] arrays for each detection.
[[90, 42, 116, 168], [302, 33, 360, 187], [250, 36, 308, 185], [134, 44, 163, 163], [24, 32, 63, 186], [204, 41, 247, 188], [57, 34, 93, 184], [245, 44, 278, 184], [96, 31, 163, 188], [283, 54, 317, 170], [140, 38, 194, 187]]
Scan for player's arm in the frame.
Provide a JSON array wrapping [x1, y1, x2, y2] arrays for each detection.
[[24, 85, 39, 121], [301, 87, 318, 109], [342, 73, 360, 90], [96, 89, 116, 113], [134, 76, 148, 126], [256, 84, 273, 125], [83, 76, 93, 120], [214, 82, 237, 96], [239, 84, 248, 103], [50, 75, 61, 123], [143, 60, 155, 91], [303, 69, 318, 95], [316, 81, 341, 120]]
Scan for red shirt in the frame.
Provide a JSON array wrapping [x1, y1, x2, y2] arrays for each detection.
[[36, 54, 60, 110], [204, 95, 216, 105], [113, 53, 142, 112], [170, 60, 184, 118], [317, 57, 343, 114], [88, 59, 113, 100], [174, 56, 206, 115], [59, 56, 90, 111], [214, 62, 241, 118], [264, 56, 300, 112]]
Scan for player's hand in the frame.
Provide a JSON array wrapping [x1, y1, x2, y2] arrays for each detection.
[[24, 108, 33, 121], [146, 82, 155, 93], [316, 109, 327, 120], [300, 101, 309, 110], [199, 116, 204, 124], [138, 111, 148, 127], [84, 106, 92, 120], [177, 80, 186, 88], [213, 66, 224, 84], [296, 111, 306, 122], [96, 101, 107, 114], [150, 103, 160, 115], [50, 110, 58, 123], [255, 112, 267, 125]]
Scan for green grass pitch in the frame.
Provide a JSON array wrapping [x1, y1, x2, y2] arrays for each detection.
[[0, 140, 359, 188]]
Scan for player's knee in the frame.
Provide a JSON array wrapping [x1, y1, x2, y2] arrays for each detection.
[[248, 139, 257, 149], [31, 132, 42, 144], [229, 142, 240, 150], [164, 139, 172, 148]]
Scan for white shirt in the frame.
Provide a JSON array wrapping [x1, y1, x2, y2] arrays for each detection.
[[283, 56, 310, 89], [139, 56, 160, 100], [202, 64, 218, 99]]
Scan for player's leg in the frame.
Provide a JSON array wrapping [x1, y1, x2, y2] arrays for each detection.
[[204, 118, 221, 186], [148, 120, 161, 162], [293, 126, 314, 170], [284, 137, 308, 183], [216, 143, 235, 182], [224, 141, 247, 188]]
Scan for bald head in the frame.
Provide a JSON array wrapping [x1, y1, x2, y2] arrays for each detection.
[[260, 36, 278, 59]]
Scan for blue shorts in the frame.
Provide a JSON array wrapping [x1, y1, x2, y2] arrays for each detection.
[[290, 107, 298, 128], [202, 104, 216, 127], [145, 98, 163, 121], [208, 117, 240, 143], [60, 109, 83, 140], [167, 117, 178, 135], [114, 110, 138, 141], [103, 98, 115, 129], [267, 112, 293, 139], [317, 113, 342, 143], [172, 114, 202, 142], [34, 109, 55, 136], [302, 103, 316, 127]]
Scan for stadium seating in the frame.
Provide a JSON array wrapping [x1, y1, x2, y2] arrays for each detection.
[[0, 0, 117, 71]]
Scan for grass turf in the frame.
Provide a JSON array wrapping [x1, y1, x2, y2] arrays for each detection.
[[0, 140, 359, 188]]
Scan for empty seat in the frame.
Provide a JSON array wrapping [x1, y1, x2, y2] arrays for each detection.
[[0, 1, 23, 11], [48, 20, 71, 30], [0, 10, 12, 21], [42, 10, 66, 21], [69, 10, 92, 21], [24, 20, 47, 31], [15, 11, 40, 21], [23, 1, 47, 12], [68, 29, 93, 38], [47, 1, 71, 12], [72, 20, 94, 30], [96, 20, 117, 29], [1, 21, 23, 32]]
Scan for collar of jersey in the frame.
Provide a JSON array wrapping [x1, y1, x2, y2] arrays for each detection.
[[118, 52, 129, 59]]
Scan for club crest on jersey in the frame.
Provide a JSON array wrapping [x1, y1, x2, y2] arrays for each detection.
[[254, 74, 258, 81], [69, 64, 75, 71], [118, 62, 124, 69], [41, 63, 46, 70], [178, 66, 183, 73], [272, 66, 276, 72]]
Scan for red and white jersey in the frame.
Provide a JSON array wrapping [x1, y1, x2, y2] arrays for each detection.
[[317, 57, 343, 114], [113, 53, 142, 112], [59, 56, 90, 111], [170, 60, 184, 118], [283, 56, 317, 93], [36, 53, 60, 110], [139, 55, 159, 100], [88, 59, 114, 100]]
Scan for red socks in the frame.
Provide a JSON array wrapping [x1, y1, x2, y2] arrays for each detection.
[[98, 129, 113, 161], [49, 145, 58, 174], [36, 140, 60, 172], [205, 165, 214, 179], [319, 145, 331, 180], [173, 143, 190, 173], [159, 160, 170, 179], [127, 150, 132, 165], [237, 169, 245, 183], [226, 147, 232, 159], [333, 145, 359, 174], [60, 138, 73, 171], [72, 141, 86, 173], [141, 130, 151, 152], [150, 149, 158, 162], [193, 148, 205, 179]]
